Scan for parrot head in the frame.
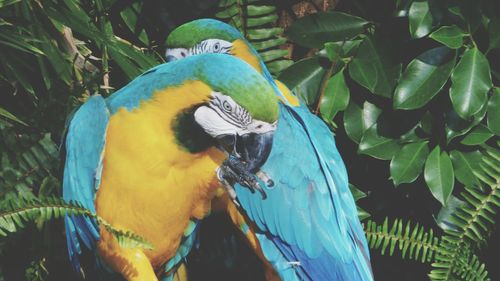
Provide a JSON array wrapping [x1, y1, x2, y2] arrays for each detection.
[[172, 54, 278, 171], [165, 19, 264, 74]]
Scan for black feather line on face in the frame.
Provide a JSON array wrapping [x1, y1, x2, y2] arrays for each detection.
[[172, 103, 216, 153], [208, 95, 251, 128]]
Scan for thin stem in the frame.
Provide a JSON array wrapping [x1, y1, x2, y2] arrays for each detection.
[[313, 41, 345, 114]]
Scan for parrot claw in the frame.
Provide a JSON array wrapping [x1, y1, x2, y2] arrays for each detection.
[[217, 154, 267, 200]]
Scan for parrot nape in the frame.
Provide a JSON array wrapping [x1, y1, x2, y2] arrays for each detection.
[[62, 53, 280, 281], [165, 19, 374, 281]]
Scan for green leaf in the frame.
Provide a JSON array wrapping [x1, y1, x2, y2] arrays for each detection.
[[0, 107, 27, 126], [429, 25, 465, 49], [319, 71, 350, 120], [266, 60, 293, 75], [323, 40, 362, 60], [390, 141, 429, 185], [435, 195, 466, 232], [359, 124, 401, 160], [348, 34, 402, 98], [488, 17, 500, 51], [349, 184, 367, 201], [343, 101, 363, 143], [424, 146, 454, 206], [393, 47, 455, 109], [395, 0, 413, 17], [450, 47, 492, 119], [487, 88, 500, 135], [445, 102, 487, 142], [278, 57, 326, 106], [460, 124, 493, 145], [357, 207, 371, 221], [449, 150, 481, 187], [0, 0, 21, 8], [247, 5, 275, 16], [252, 37, 287, 51], [247, 27, 283, 40], [343, 100, 382, 144], [409, 0, 434, 38], [286, 12, 369, 49]]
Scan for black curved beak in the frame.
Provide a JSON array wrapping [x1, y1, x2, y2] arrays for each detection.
[[216, 131, 274, 172], [165, 55, 178, 62]]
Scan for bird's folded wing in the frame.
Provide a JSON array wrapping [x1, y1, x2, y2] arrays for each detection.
[[63, 95, 110, 271], [234, 103, 373, 281]]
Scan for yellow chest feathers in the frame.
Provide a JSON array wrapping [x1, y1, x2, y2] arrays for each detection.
[[95, 81, 225, 265]]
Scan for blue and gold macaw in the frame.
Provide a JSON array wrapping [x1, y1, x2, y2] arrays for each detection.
[[62, 54, 280, 281], [165, 19, 373, 281]]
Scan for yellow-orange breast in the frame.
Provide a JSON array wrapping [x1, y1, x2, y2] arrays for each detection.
[[95, 81, 225, 268]]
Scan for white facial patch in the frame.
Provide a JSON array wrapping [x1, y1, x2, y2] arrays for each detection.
[[165, 39, 233, 61], [165, 48, 189, 61], [194, 92, 276, 138]]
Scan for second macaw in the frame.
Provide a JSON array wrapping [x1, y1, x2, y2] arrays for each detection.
[[62, 54, 279, 281], [165, 19, 373, 281]]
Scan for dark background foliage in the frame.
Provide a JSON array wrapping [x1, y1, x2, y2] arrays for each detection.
[[0, 0, 498, 281]]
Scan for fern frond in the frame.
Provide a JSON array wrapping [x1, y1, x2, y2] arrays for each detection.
[[429, 145, 499, 281], [364, 217, 440, 263], [3, 133, 59, 193], [429, 238, 489, 281], [0, 197, 153, 250], [217, 0, 293, 75]]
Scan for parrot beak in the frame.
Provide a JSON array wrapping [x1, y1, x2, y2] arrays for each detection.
[[165, 55, 178, 62], [217, 131, 274, 172]]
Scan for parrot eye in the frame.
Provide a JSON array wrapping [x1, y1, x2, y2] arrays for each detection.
[[222, 101, 232, 111], [213, 42, 220, 52]]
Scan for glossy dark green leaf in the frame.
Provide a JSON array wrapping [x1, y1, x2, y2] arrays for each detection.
[[487, 88, 500, 135], [349, 184, 367, 201], [394, 47, 455, 109], [395, 0, 413, 17], [424, 146, 454, 206], [359, 124, 401, 160], [286, 12, 369, 48], [323, 40, 362, 61], [319, 71, 350, 120], [460, 124, 493, 145], [348, 35, 401, 98], [450, 48, 492, 119], [278, 57, 326, 106], [409, 0, 433, 38], [450, 150, 481, 187], [343, 101, 363, 143], [436, 195, 466, 231], [357, 206, 371, 221], [343, 100, 382, 143], [445, 102, 487, 142], [488, 17, 500, 51], [429, 25, 465, 49], [390, 141, 429, 185]]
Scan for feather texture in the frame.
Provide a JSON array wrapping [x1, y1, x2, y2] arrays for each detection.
[[234, 103, 373, 281]]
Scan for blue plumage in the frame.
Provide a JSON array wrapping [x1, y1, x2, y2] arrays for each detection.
[[63, 95, 109, 271], [233, 102, 373, 280], [62, 54, 276, 278]]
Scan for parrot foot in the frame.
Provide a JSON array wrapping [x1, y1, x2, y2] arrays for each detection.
[[217, 154, 267, 200]]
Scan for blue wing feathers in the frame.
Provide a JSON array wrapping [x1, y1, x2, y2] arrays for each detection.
[[63, 95, 110, 271], [234, 103, 373, 281]]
